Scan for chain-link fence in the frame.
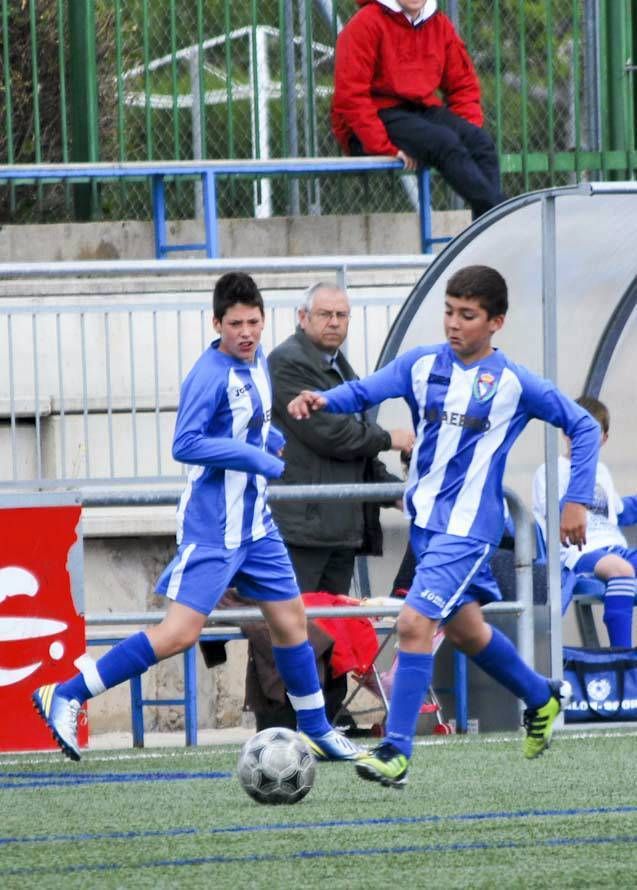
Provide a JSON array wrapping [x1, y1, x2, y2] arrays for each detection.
[[1, 1, 635, 224]]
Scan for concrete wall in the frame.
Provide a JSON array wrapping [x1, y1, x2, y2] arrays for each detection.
[[0, 210, 469, 262]]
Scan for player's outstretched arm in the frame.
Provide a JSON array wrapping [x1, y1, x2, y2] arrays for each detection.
[[287, 390, 328, 420]]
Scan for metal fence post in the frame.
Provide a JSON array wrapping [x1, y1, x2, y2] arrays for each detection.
[[599, 0, 635, 174], [68, 0, 100, 220]]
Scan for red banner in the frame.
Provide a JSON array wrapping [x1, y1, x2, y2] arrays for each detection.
[[0, 505, 88, 753]]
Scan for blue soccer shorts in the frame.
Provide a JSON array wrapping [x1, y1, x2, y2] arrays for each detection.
[[573, 545, 637, 575], [405, 526, 501, 624], [155, 529, 300, 616]]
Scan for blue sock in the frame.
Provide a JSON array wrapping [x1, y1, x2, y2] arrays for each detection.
[[471, 626, 550, 709], [603, 578, 635, 647], [385, 651, 433, 759], [57, 632, 158, 702], [272, 641, 331, 737]]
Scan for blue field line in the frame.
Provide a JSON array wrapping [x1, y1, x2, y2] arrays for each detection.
[[2, 804, 637, 847], [211, 804, 637, 836], [3, 833, 637, 877], [0, 770, 231, 790]]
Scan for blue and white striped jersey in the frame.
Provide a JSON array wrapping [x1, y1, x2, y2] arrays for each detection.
[[172, 340, 285, 549], [323, 343, 600, 545]]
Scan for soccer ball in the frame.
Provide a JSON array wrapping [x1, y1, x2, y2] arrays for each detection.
[[237, 727, 316, 805]]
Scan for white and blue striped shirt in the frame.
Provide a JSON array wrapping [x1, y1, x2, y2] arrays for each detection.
[[172, 340, 285, 549], [323, 344, 600, 545]]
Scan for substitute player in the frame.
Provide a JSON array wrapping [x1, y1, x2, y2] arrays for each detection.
[[32, 272, 362, 763], [533, 395, 637, 646], [288, 264, 600, 787]]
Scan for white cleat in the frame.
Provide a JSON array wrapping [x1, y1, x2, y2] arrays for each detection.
[[32, 683, 82, 761], [299, 729, 365, 761]]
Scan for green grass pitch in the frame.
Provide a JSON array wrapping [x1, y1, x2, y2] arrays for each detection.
[[2, 728, 637, 889]]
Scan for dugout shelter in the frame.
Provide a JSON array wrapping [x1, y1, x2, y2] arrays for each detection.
[[373, 182, 637, 707]]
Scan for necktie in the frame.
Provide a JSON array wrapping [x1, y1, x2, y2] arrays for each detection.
[[329, 355, 346, 383]]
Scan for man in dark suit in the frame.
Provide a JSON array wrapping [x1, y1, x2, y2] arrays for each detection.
[[268, 282, 414, 594]]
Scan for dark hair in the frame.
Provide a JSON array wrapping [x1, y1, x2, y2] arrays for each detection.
[[213, 272, 264, 320], [576, 395, 609, 435], [446, 265, 508, 318]]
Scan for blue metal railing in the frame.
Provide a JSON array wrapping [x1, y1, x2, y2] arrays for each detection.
[[0, 159, 451, 256]]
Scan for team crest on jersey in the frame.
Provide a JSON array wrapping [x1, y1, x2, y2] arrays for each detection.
[[473, 372, 498, 403]]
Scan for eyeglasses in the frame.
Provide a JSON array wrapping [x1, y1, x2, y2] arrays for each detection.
[[310, 309, 351, 321]]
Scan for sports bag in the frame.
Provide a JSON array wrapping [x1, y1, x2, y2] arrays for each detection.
[[563, 646, 637, 722]]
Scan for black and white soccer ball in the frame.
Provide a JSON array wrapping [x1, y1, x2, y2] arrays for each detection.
[[237, 727, 316, 805]]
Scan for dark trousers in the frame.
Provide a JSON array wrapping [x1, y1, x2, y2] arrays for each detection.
[[391, 541, 416, 597], [255, 670, 348, 732], [354, 105, 506, 219], [286, 545, 356, 595]]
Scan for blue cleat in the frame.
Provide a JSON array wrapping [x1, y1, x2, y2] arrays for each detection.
[[32, 683, 82, 761], [299, 729, 365, 762]]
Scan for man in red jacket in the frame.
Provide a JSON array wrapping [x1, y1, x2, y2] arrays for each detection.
[[332, 0, 506, 219]]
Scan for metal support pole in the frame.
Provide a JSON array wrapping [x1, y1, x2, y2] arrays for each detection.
[[454, 651, 468, 732], [283, 0, 301, 215], [252, 26, 273, 218], [152, 175, 167, 259], [188, 49, 204, 220], [506, 489, 535, 671], [417, 169, 432, 253], [130, 675, 145, 747], [202, 171, 219, 258], [541, 194, 563, 685], [298, 0, 320, 213], [600, 0, 633, 167], [583, 0, 602, 155], [184, 646, 198, 745], [67, 0, 100, 220]]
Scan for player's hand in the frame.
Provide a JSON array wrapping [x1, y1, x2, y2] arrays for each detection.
[[396, 149, 417, 172], [287, 390, 327, 419], [390, 429, 416, 452], [560, 501, 587, 549]]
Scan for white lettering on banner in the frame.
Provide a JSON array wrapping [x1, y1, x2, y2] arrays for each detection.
[[600, 700, 619, 712], [565, 701, 588, 711], [566, 698, 637, 712]]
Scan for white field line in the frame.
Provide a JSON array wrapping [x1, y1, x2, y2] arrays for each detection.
[[3, 727, 637, 767], [0, 747, 239, 767]]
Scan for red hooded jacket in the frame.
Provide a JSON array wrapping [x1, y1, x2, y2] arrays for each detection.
[[331, 0, 483, 156]]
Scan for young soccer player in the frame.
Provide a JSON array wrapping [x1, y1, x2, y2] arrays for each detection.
[[32, 272, 362, 763], [533, 395, 637, 647], [288, 264, 600, 787]]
